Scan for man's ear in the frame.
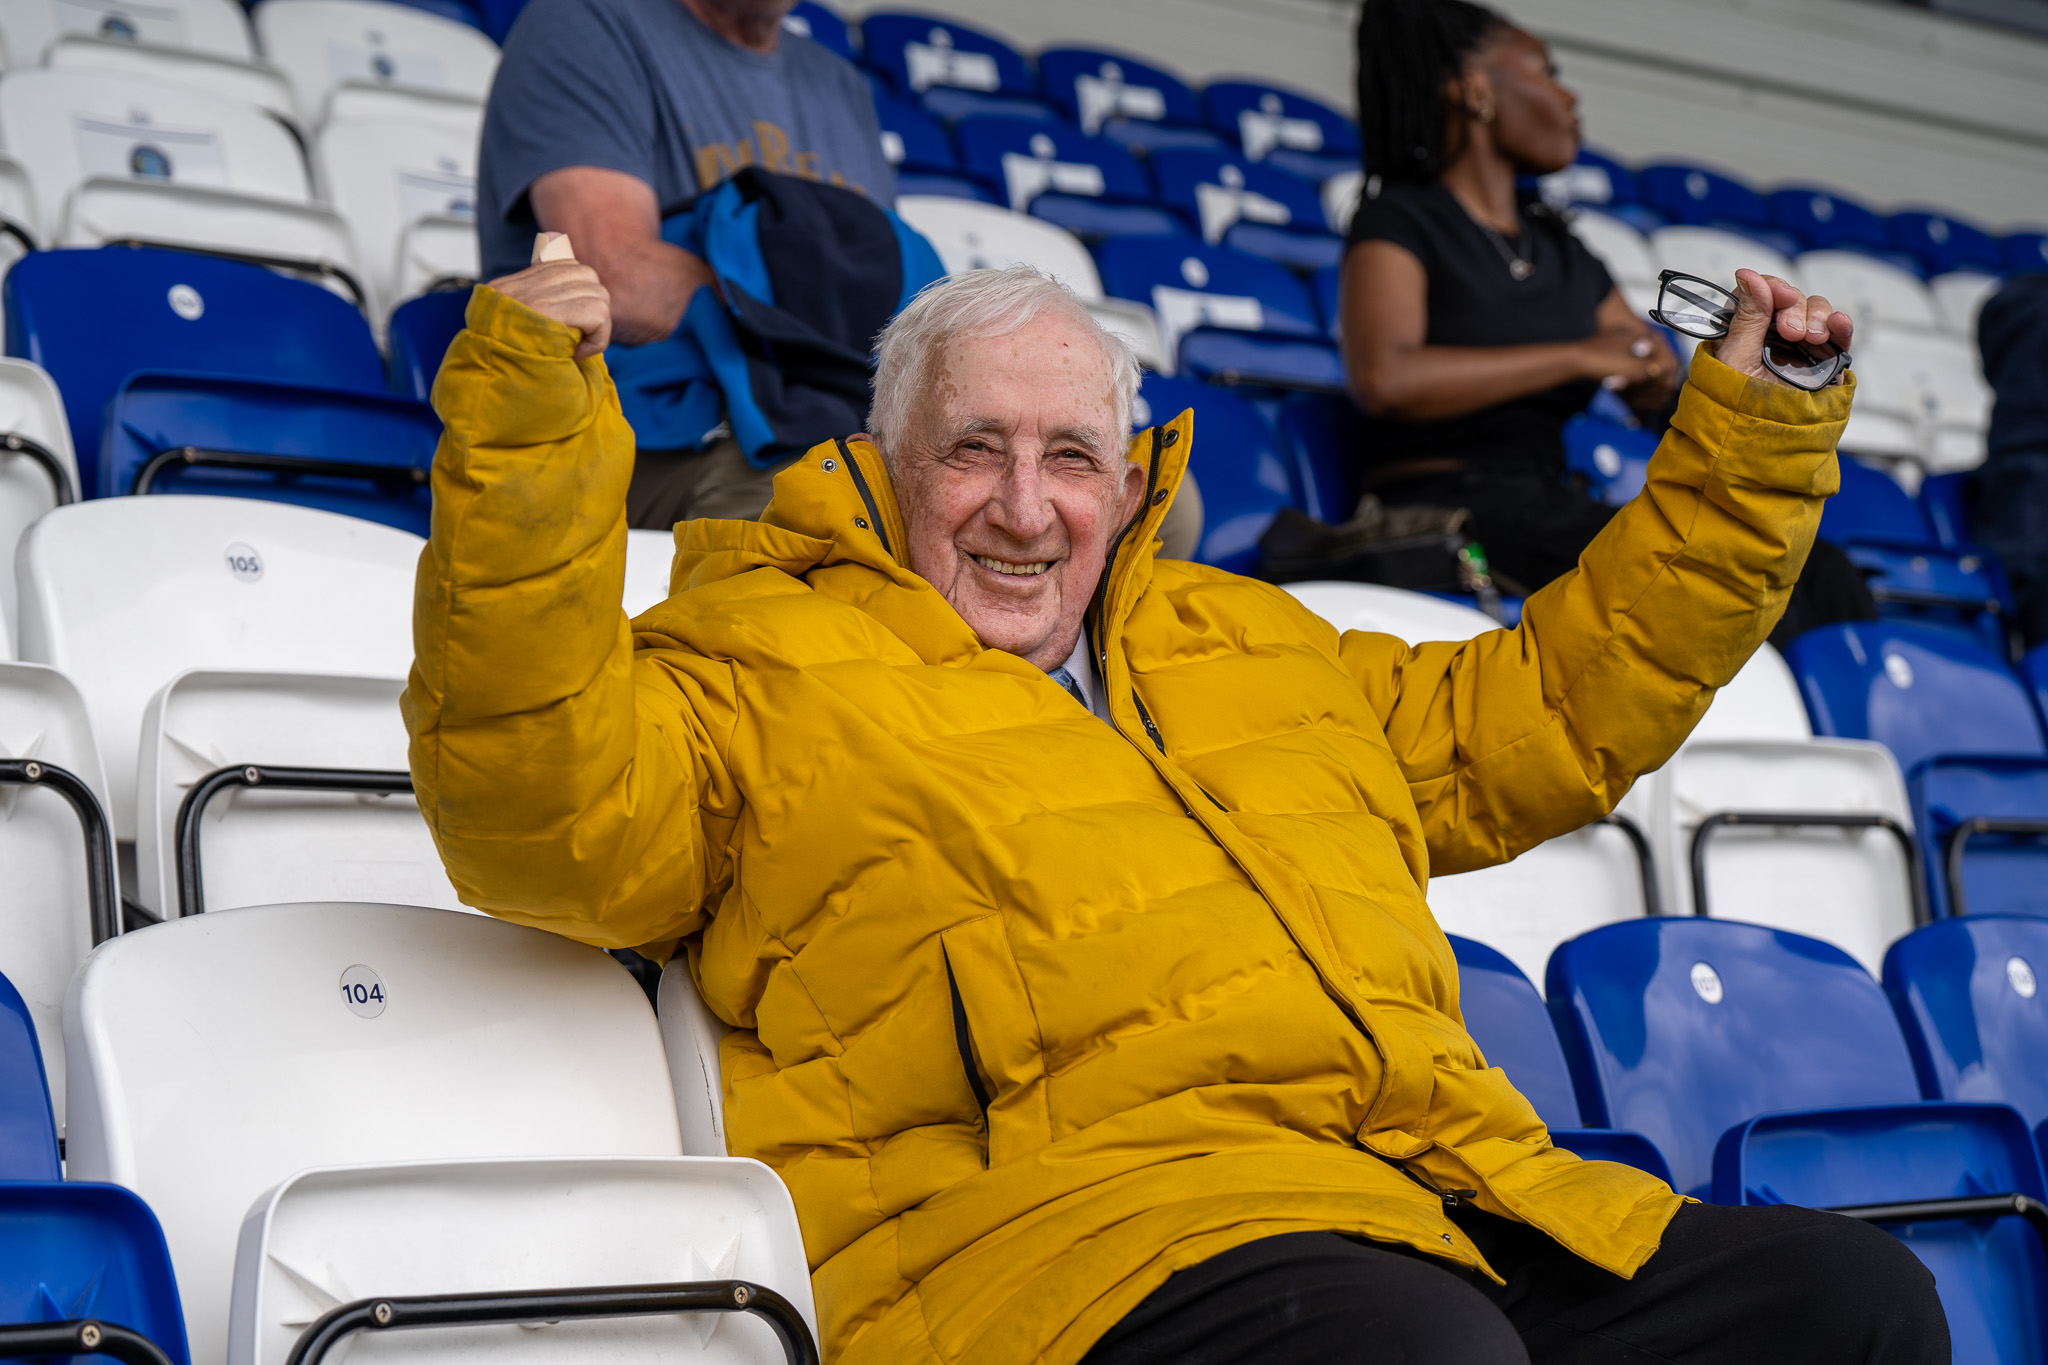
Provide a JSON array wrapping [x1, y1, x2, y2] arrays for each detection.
[[1120, 458, 1147, 524]]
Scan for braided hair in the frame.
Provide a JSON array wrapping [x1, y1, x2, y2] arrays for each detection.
[[1356, 0, 1509, 187]]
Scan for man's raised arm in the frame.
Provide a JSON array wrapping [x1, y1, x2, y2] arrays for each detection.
[[1347, 271, 1856, 876], [402, 238, 740, 953]]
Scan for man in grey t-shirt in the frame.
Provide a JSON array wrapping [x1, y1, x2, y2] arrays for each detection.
[[477, 0, 893, 525]]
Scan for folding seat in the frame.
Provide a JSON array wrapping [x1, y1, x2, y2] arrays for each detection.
[[318, 77, 483, 133], [1566, 208, 1659, 315], [1199, 81, 1359, 183], [1929, 268, 2004, 338], [0, 359, 79, 648], [858, 13, 1046, 124], [1131, 374, 1295, 576], [252, 0, 500, 130], [1038, 47, 1215, 154], [1274, 391, 1359, 523], [1889, 209, 2004, 277], [1649, 224, 1796, 294], [1822, 457, 2013, 659], [954, 118, 1179, 241], [1886, 916, 2048, 1149], [0, 1179, 191, 1365], [315, 114, 479, 320], [0, 662, 115, 1131], [16, 495, 420, 842], [1094, 238, 1341, 391], [1551, 916, 2048, 1361], [781, 0, 852, 59], [45, 34, 298, 127], [1148, 148, 1340, 272], [625, 528, 675, 617], [1319, 168, 1363, 237], [1638, 162, 1767, 229], [1765, 186, 1888, 253], [1310, 263, 1340, 338], [1848, 329, 1993, 476], [2005, 232, 2048, 275], [384, 286, 469, 399], [0, 0, 254, 64], [65, 902, 819, 1365], [1795, 248, 1940, 335], [0, 70, 363, 302], [1561, 414, 1654, 506], [875, 93, 962, 180], [1785, 620, 2048, 919], [1448, 936, 1670, 1179], [0, 970, 61, 1181], [1537, 147, 1639, 215]]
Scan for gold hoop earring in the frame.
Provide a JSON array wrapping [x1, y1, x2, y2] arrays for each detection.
[[1470, 102, 1496, 124]]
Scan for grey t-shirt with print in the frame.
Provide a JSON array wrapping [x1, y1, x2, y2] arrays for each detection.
[[476, 0, 893, 278]]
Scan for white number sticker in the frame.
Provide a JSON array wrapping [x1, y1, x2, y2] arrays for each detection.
[[1689, 961, 1724, 1005], [223, 541, 263, 582], [339, 964, 387, 1018]]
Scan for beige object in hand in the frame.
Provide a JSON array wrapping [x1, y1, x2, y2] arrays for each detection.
[[533, 231, 577, 264]]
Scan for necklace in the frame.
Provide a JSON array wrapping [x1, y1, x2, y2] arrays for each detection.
[[1476, 217, 1534, 281]]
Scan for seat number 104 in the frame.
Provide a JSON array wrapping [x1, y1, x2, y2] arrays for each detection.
[[339, 964, 389, 1018]]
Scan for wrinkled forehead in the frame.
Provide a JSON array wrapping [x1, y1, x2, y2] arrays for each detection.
[[916, 315, 1123, 450]]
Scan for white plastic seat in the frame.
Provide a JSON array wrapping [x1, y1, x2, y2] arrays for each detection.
[[1847, 329, 1991, 474], [392, 212, 477, 302], [64, 901, 813, 1364], [315, 116, 476, 316], [1320, 168, 1362, 236], [1650, 226, 1796, 294], [0, 358, 79, 651], [0, 0, 256, 65], [0, 661, 111, 1131], [64, 179, 364, 304], [320, 80, 483, 134], [46, 35, 295, 124], [659, 959, 730, 1158], [0, 151, 37, 247], [133, 670, 465, 917], [16, 496, 421, 839], [254, 0, 499, 130], [1282, 580, 1498, 643], [896, 195, 1103, 298], [1793, 250, 1939, 334], [624, 528, 675, 616], [1085, 297, 1165, 372], [1569, 208, 1659, 311], [1929, 271, 2002, 339]]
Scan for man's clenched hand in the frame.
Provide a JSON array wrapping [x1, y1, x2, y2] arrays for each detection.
[[486, 232, 614, 359], [1721, 269, 1853, 389]]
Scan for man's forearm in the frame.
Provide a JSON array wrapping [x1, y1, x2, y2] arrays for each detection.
[[530, 165, 715, 346]]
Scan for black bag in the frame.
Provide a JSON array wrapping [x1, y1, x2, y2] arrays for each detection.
[[1258, 495, 1507, 615]]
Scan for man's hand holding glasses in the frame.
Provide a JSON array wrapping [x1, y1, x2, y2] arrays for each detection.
[[1651, 268, 1853, 392]]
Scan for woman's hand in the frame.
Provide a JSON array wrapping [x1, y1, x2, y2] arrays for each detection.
[[1577, 327, 1668, 393], [486, 232, 614, 359], [1721, 269, 1852, 389]]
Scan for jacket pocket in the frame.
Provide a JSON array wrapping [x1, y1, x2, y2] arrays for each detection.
[[938, 913, 1053, 1166]]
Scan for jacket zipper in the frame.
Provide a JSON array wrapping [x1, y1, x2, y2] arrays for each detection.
[[834, 437, 894, 559], [941, 946, 993, 1125]]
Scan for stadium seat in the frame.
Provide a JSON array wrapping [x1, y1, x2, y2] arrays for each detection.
[[0, 662, 113, 1133], [860, 13, 1036, 124], [1148, 148, 1339, 271], [1199, 81, 1359, 182], [132, 671, 463, 918], [0, 359, 80, 647], [65, 901, 819, 1365], [781, 0, 851, 58], [659, 956, 731, 1156], [1912, 757, 2048, 919], [385, 285, 469, 398], [5, 247, 387, 495], [1132, 374, 1294, 575], [0, 0, 254, 64], [1283, 580, 1496, 643], [1822, 455, 1938, 544], [315, 115, 478, 320], [1318, 168, 1363, 237], [1823, 458, 2012, 657], [0, 969, 58, 1179], [1561, 414, 1655, 506], [252, 0, 500, 129], [1448, 936, 1671, 1180], [875, 93, 963, 179], [1794, 249, 1941, 333], [1846, 329, 1992, 475], [2003, 232, 2048, 275], [1537, 146, 1639, 214], [44, 33, 297, 125], [15, 496, 420, 840], [624, 528, 674, 617], [1566, 208, 1659, 315], [1038, 47, 1201, 139], [0, 1181, 192, 1365], [1274, 391, 1358, 522], [1638, 162, 1767, 228], [1886, 916, 2048, 1144], [1649, 225, 1797, 294], [954, 118, 1176, 239], [318, 75, 483, 131], [1765, 186, 1888, 253], [1889, 209, 2004, 277], [1095, 238, 1339, 390], [1929, 269, 2003, 338]]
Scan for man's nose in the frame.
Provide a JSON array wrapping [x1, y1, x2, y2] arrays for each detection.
[[985, 453, 1057, 542]]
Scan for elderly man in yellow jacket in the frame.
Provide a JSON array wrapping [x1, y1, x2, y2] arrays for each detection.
[[404, 237, 1945, 1363]]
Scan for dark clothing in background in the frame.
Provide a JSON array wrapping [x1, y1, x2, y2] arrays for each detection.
[[1972, 273, 2048, 648], [1083, 1203, 1948, 1365], [1346, 181, 1613, 473]]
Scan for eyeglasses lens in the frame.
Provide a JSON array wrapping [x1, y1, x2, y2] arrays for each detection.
[[1655, 278, 1737, 338], [1762, 336, 1844, 391]]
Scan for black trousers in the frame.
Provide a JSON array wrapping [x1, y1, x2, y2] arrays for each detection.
[[1081, 1203, 1948, 1364]]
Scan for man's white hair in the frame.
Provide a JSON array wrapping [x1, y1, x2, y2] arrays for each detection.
[[869, 267, 1141, 458]]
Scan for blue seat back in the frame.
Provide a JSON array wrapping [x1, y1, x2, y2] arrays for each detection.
[[0, 1182, 190, 1365], [1887, 917, 2048, 1132], [1309, 265, 1339, 338], [859, 13, 1034, 98], [2004, 233, 2048, 276], [875, 93, 960, 175], [384, 0, 488, 33], [1556, 147, 1638, 208], [1199, 81, 1359, 165], [1561, 415, 1655, 508], [386, 290, 471, 402], [102, 374, 440, 534], [1910, 759, 2048, 918], [895, 174, 996, 205], [1638, 163, 1766, 228], [1449, 936, 1582, 1131], [1094, 238, 1321, 337], [5, 248, 385, 498], [474, 0, 529, 43], [1839, 542, 2014, 659], [1782, 621, 2045, 775], [1148, 149, 1326, 245], [1037, 48, 1200, 136], [954, 118, 1150, 211], [0, 972, 57, 1181], [1919, 472, 1971, 548], [1821, 458, 1936, 545], [1134, 374, 1294, 576], [783, 0, 853, 59], [2025, 645, 2048, 735], [1889, 210, 2004, 276], [1766, 187, 1888, 252], [1275, 392, 1359, 522], [1546, 917, 1922, 1197]]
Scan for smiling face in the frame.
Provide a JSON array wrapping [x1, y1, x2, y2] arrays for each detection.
[[890, 308, 1145, 670]]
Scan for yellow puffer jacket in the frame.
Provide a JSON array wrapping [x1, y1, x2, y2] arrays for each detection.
[[405, 287, 1853, 1365]]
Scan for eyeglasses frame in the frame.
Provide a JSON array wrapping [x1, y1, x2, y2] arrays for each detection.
[[1646, 269, 1851, 392]]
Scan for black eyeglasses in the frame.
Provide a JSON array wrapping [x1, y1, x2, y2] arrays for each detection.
[[1647, 270, 1851, 392]]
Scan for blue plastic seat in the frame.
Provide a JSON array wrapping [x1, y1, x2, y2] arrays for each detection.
[[875, 93, 963, 177], [1133, 374, 1296, 575], [894, 174, 999, 205], [1766, 187, 1888, 253], [0, 972, 57, 1181], [1821, 458, 1939, 545], [953, 119, 1172, 239], [1911, 759, 2048, 919], [1148, 149, 1336, 270], [860, 13, 1034, 104], [473, 0, 528, 43], [1562, 415, 1655, 508], [2025, 644, 2048, 733], [1199, 81, 1360, 183], [1309, 265, 1340, 338], [381, 0, 490, 35], [782, 0, 853, 59], [1920, 472, 1972, 548], [1638, 163, 1767, 228], [2004, 233, 2048, 275], [1821, 462, 2013, 657], [5, 249, 386, 499], [1889, 210, 2004, 277], [1038, 48, 1201, 138], [1886, 916, 2048, 1145], [387, 289, 470, 402], [1545, 147, 1638, 210], [1096, 239, 1338, 390], [1450, 936, 1672, 1181], [1273, 392, 1358, 523]]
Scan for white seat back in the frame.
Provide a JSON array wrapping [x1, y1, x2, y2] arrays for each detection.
[[0, 0, 255, 65], [895, 195, 1103, 300], [1321, 167, 1363, 236], [316, 116, 476, 314], [1849, 329, 1991, 474], [1650, 226, 1795, 293], [253, 0, 498, 129], [230, 1156, 816, 1365], [1929, 271, 2001, 339], [1688, 643, 1809, 743], [63, 179, 363, 304], [64, 901, 683, 1365], [1282, 580, 1498, 643], [392, 213, 477, 306], [320, 81, 482, 133], [0, 151, 36, 244], [134, 670, 465, 917], [1087, 297, 1164, 372], [0, 661, 109, 1130], [659, 959, 730, 1158], [1568, 208, 1658, 294], [1793, 250, 1938, 334], [624, 528, 675, 617], [0, 69, 310, 242], [45, 36, 296, 124], [16, 496, 421, 839], [0, 358, 78, 652]]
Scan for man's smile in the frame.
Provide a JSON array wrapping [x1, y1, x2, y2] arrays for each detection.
[[969, 552, 1055, 578]]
